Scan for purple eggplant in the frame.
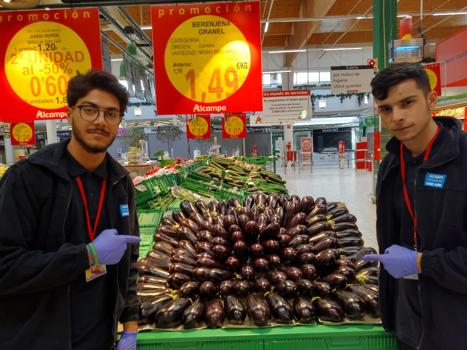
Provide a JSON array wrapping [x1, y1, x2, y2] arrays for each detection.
[[234, 279, 251, 297], [332, 290, 365, 320], [276, 280, 298, 299], [287, 212, 306, 229], [308, 205, 327, 218], [263, 239, 280, 253], [315, 249, 339, 267], [198, 230, 214, 243], [313, 297, 344, 323], [225, 295, 247, 324], [281, 247, 297, 262], [323, 273, 347, 289], [287, 225, 308, 237], [312, 281, 332, 297], [231, 230, 245, 242], [253, 257, 269, 272], [153, 241, 175, 256], [266, 254, 281, 268], [268, 270, 288, 284], [140, 295, 171, 319], [277, 233, 292, 247], [284, 266, 304, 281], [306, 214, 326, 227], [243, 195, 254, 209], [296, 279, 314, 297], [172, 209, 186, 224], [156, 225, 178, 237], [254, 277, 271, 293], [205, 298, 225, 328], [155, 298, 190, 328], [171, 253, 196, 266], [196, 256, 224, 269], [177, 241, 197, 258], [169, 263, 194, 276], [298, 252, 316, 265], [178, 281, 200, 298], [294, 296, 316, 323], [266, 293, 293, 323], [167, 273, 191, 289], [225, 255, 242, 271], [249, 243, 264, 257], [241, 265, 255, 280], [212, 236, 231, 247], [310, 236, 338, 254], [229, 224, 242, 235], [233, 240, 248, 258], [153, 232, 178, 247], [199, 281, 219, 299], [182, 298, 205, 329], [289, 234, 309, 247], [247, 294, 271, 326], [300, 196, 315, 214], [219, 279, 236, 296], [212, 244, 231, 261], [333, 265, 356, 281], [302, 264, 317, 280], [348, 285, 380, 317], [208, 268, 232, 283], [295, 244, 313, 255], [261, 222, 280, 240]]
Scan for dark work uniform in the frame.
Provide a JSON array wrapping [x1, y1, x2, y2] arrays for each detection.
[[393, 148, 424, 349], [66, 150, 115, 350]]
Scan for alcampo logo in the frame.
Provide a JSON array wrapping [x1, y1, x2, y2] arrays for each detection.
[[193, 104, 226, 113], [36, 110, 67, 119]]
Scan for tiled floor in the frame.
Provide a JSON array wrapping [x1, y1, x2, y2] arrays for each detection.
[[276, 164, 379, 249]]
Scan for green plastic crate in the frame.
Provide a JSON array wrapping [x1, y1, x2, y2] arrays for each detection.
[[137, 209, 163, 259], [136, 325, 396, 350]]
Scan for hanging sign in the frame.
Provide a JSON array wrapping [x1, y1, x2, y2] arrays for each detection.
[[424, 63, 441, 95], [0, 8, 102, 122], [186, 115, 211, 139], [300, 136, 312, 162], [10, 121, 35, 145], [331, 65, 374, 94], [222, 113, 246, 138], [151, 1, 262, 115]]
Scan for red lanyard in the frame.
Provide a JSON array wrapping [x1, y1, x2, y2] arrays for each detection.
[[75, 177, 107, 241], [399, 126, 440, 248]]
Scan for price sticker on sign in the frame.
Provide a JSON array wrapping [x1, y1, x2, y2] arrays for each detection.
[[0, 8, 103, 122], [152, 1, 262, 115], [222, 113, 246, 138], [186, 115, 211, 139]]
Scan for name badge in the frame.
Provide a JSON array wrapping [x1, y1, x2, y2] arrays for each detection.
[[85, 264, 107, 282], [424, 172, 447, 189], [120, 203, 129, 217]]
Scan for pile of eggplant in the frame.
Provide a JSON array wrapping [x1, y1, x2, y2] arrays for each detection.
[[137, 194, 380, 329]]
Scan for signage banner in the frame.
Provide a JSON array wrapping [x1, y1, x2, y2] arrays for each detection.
[[436, 28, 467, 88], [424, 63, 441, 95], [331, 65, 374, 94], [186, 115, 211, 139], [300, 136, 312, 162], [151, 1, 262, 115], [249, 114, 299, 127], [0, 8, 103, 122], [222, 112, 246, 138], [10, 121, 35, 145], [262, 89, 311, 118]]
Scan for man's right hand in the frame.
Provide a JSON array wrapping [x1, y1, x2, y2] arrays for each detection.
[[90, 229, 140, 265]]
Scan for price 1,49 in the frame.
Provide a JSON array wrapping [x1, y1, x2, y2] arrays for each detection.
[[185, 67, 239, 102], [30, 75, 68, 97]]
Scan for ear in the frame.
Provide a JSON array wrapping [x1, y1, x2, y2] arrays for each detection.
[[427, 90, 437, 108], [66, 107, 73, 124]]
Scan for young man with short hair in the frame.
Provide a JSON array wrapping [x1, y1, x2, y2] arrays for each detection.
[[363, 62, 467, 350], [0, 70, 141, 350]]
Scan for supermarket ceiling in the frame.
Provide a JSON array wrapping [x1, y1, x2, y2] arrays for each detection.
[[1, 0, 466, 68]]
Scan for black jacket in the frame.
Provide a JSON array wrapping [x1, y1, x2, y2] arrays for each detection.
[[376, 117, 467, 349], [0, 140, 140, 350]]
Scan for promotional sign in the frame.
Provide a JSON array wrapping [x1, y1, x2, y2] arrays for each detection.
[[10, 121, 35, 145], [374, 131, 381, 161], [0, 8, 102, 122], [300, 136, 312, 162], [436, 28, 467, 88], [399, 16, 413, 39], [151, 1, 262, 115], [186, 115, 211, 139], [222, 112, 246, 138], [262, 90, 311, 118], [249, 114, 297, 127], [424, 63, 441, 95], [331, 65, 374, 94]]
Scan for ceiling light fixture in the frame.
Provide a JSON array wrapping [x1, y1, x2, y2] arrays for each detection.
[[356, 14, 408, 19], [324, 47, 362, 51], [140, 25, 152, 30], [264, 22, 269, 33], [268, 49, 306, 54], [263, 70, 292, 74], [111, 58, 123, 62], [432, 12, 467, 16], [3, 0, 12, 3]]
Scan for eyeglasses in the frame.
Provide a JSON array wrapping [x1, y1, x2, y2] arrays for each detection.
[[75, 105, 122, 125]]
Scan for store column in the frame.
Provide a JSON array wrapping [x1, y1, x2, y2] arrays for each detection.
[[372, 0, 397, 194], [46, 120, 58, 145]]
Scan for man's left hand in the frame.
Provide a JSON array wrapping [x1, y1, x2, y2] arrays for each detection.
[[116, 331, 137, 350], [362, 244, 418, 279]]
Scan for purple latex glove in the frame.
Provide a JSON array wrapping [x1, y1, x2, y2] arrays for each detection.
[[362, 244, 418, 279], [116, 331, 137, 350], [90, 229, 140, 265]]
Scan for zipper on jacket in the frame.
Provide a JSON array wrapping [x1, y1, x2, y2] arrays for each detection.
[[413, 168, 424, 350]]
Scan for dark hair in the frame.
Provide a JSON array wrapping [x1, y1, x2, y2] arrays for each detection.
[[67, 70, 129, 115], [371, 62, 431, 100]]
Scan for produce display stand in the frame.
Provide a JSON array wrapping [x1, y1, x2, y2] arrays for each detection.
[[137, 324, 396, 350]]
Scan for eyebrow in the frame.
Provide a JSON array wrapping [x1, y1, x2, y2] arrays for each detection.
[[79, 101, 119, 111], [377, 95, 418, 109]]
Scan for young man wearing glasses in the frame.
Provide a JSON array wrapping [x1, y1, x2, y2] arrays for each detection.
[[363, 63, 467, 350], [0, 70, 141, 350]]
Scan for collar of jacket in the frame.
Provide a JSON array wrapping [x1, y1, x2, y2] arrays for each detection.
[[27, 139, 128, 185], [379, 116, 462, 185]]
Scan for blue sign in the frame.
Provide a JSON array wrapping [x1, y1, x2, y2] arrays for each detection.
[[120, 203, 129, 217], [424, 173, 447, 189]]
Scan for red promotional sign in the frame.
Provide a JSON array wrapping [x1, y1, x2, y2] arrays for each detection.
[[399, 16, 413, 39], [222, 113, 246, 138], [424, 63, 441, 95], [374, 131, 381, 161], [10, 121, 35, 145], [0, 8, 102, 122], [186, 115, 211, 139], [151, 1, 262, 115]]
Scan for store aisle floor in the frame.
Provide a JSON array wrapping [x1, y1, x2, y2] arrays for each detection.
[[276, 166, 378, 249]]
